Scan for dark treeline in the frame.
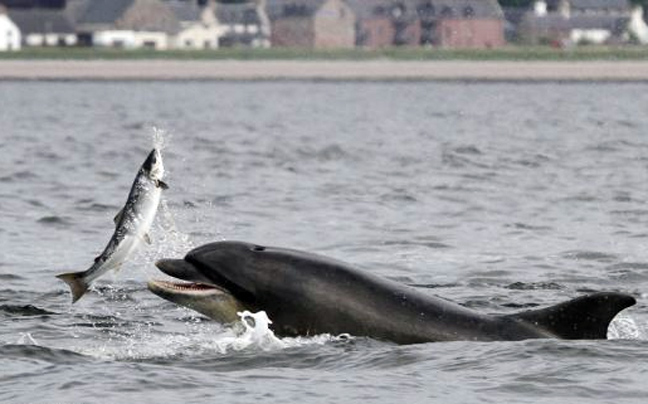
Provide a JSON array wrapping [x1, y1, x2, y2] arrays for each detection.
[[0, 0, 65, 8]]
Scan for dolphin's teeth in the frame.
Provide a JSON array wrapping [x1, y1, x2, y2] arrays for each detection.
[[155, 280, 219, 292]]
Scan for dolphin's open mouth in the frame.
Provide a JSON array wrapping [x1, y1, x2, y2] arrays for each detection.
[[148, 279, 229, 296]]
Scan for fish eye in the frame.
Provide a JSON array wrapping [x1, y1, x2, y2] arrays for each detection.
[[252, 245, 266, 252]]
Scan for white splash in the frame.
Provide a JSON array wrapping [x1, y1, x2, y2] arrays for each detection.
[[151, 126, 170, 151], [608, 315, 645, 340], [17, 332, 39, 345], [209, 311, 353, 354], [77, 310, 351, 360]]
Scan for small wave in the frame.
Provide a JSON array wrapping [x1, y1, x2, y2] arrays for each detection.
[[610, 209, 648, 217], [77, 202, 120, 212], [505, 282, 564, 290], [0, 273, 23, 281], [506, 222, 553, 231], [409, 283, 460, 289], [0, 344, 89, 365], [297, 144, 348, 162], [36, 216, 73, 227], [380, 191, 418, 203], [0, 304, 56, 317], [561, 250, 618, 262], [382, 239, 452, 249]]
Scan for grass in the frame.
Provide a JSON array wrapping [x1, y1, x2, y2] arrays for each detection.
[[4, 46, 648, 61]]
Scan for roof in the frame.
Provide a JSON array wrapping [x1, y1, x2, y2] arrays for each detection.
[[266, 0, 327, 19], [549, 0, 630, 12], [78, 0, 134, 25], [216, 1, 261, 25], [346, 0, 503, 21], [166, 0, 202, 22], [9, 7, 75, 33], [77, 0, 180, 33]]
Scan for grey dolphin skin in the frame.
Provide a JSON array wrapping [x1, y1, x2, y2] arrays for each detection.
[[150, 241, 636, 344], [57, 149, 169, 303]]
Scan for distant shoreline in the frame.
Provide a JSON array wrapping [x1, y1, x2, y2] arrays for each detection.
[[2, 60, 648, 81]]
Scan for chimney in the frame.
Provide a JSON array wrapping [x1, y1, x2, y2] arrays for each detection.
[[534, 1, 547, 17], [558, 0, 570, 19]]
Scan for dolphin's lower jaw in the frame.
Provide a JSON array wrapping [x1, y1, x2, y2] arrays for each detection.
[[147, 279, 226, 295], [147, 278, 246, 324]]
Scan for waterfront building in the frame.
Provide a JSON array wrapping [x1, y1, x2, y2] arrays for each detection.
[[267, 0, 356, 49], [347, 0, 505, 49], [0, 5, 21, 51]]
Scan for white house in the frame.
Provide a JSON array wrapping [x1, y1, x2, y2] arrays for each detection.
[[0, 6, 21, 51], [522, 0, 633, 45], [168, 0, 225, 50], [9, 7, 77, 47], [76, 0, 179, 50], [92, 30, 169, 49]]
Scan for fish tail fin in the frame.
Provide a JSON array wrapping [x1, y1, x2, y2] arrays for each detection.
[[56, 272, 89, 303], [506, 292, 636, 339]]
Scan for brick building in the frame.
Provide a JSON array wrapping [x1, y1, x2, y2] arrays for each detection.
[[267, 0, 355, 48], [348, 0, 505, 49]]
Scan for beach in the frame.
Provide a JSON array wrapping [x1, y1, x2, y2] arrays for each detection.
[[1, 59, 648, 80]]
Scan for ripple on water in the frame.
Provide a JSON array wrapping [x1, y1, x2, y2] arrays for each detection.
[[561, 250, 619, 263], [0, 304, 56, 317], [0, 344, 90, 365], [36, 216, 74, 227], [505, 282, 564, 290]]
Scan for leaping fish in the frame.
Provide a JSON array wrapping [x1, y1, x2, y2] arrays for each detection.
[[57, 148, 169, 303]]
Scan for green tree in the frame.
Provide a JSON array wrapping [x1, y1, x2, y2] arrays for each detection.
[[498, 0, 533, 7]]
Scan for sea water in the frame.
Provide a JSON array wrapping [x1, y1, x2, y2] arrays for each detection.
[[1, 81, 647, 403]]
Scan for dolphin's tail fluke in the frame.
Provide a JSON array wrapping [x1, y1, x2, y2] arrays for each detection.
[[506, 292, 636, 339], [56, 272, 89, 303]]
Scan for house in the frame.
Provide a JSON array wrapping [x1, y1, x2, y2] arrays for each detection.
[[8, 4, 77, 46], [347, 0, 505, 49], [518, 0, 638, 45], [0, 5, 21, 51], [75, 0, 180, 49], [167, 0, 224, 49], [215, 0, 270, 48], [267, 0, 356, 48]]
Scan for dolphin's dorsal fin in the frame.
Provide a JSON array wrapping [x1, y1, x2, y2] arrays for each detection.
[[506, 292, 636, 339]]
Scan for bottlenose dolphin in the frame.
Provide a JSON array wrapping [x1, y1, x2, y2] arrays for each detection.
[[57, 149, 169, 303], [151, 241, 635, 344]]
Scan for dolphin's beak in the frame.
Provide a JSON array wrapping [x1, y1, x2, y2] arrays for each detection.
[[155, 259, 211, 284]]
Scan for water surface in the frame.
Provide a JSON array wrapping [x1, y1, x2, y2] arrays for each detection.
[[1, 81, 647, 403]]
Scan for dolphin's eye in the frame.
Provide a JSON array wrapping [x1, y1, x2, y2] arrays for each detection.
[[252, 245, 266, 252]]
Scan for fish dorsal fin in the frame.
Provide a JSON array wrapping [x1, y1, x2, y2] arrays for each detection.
[[506, 292, 636, 340], [113, 208, 124, 226]]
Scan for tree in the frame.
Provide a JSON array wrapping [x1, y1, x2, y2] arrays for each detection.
[[498, 0, 534, 8]]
